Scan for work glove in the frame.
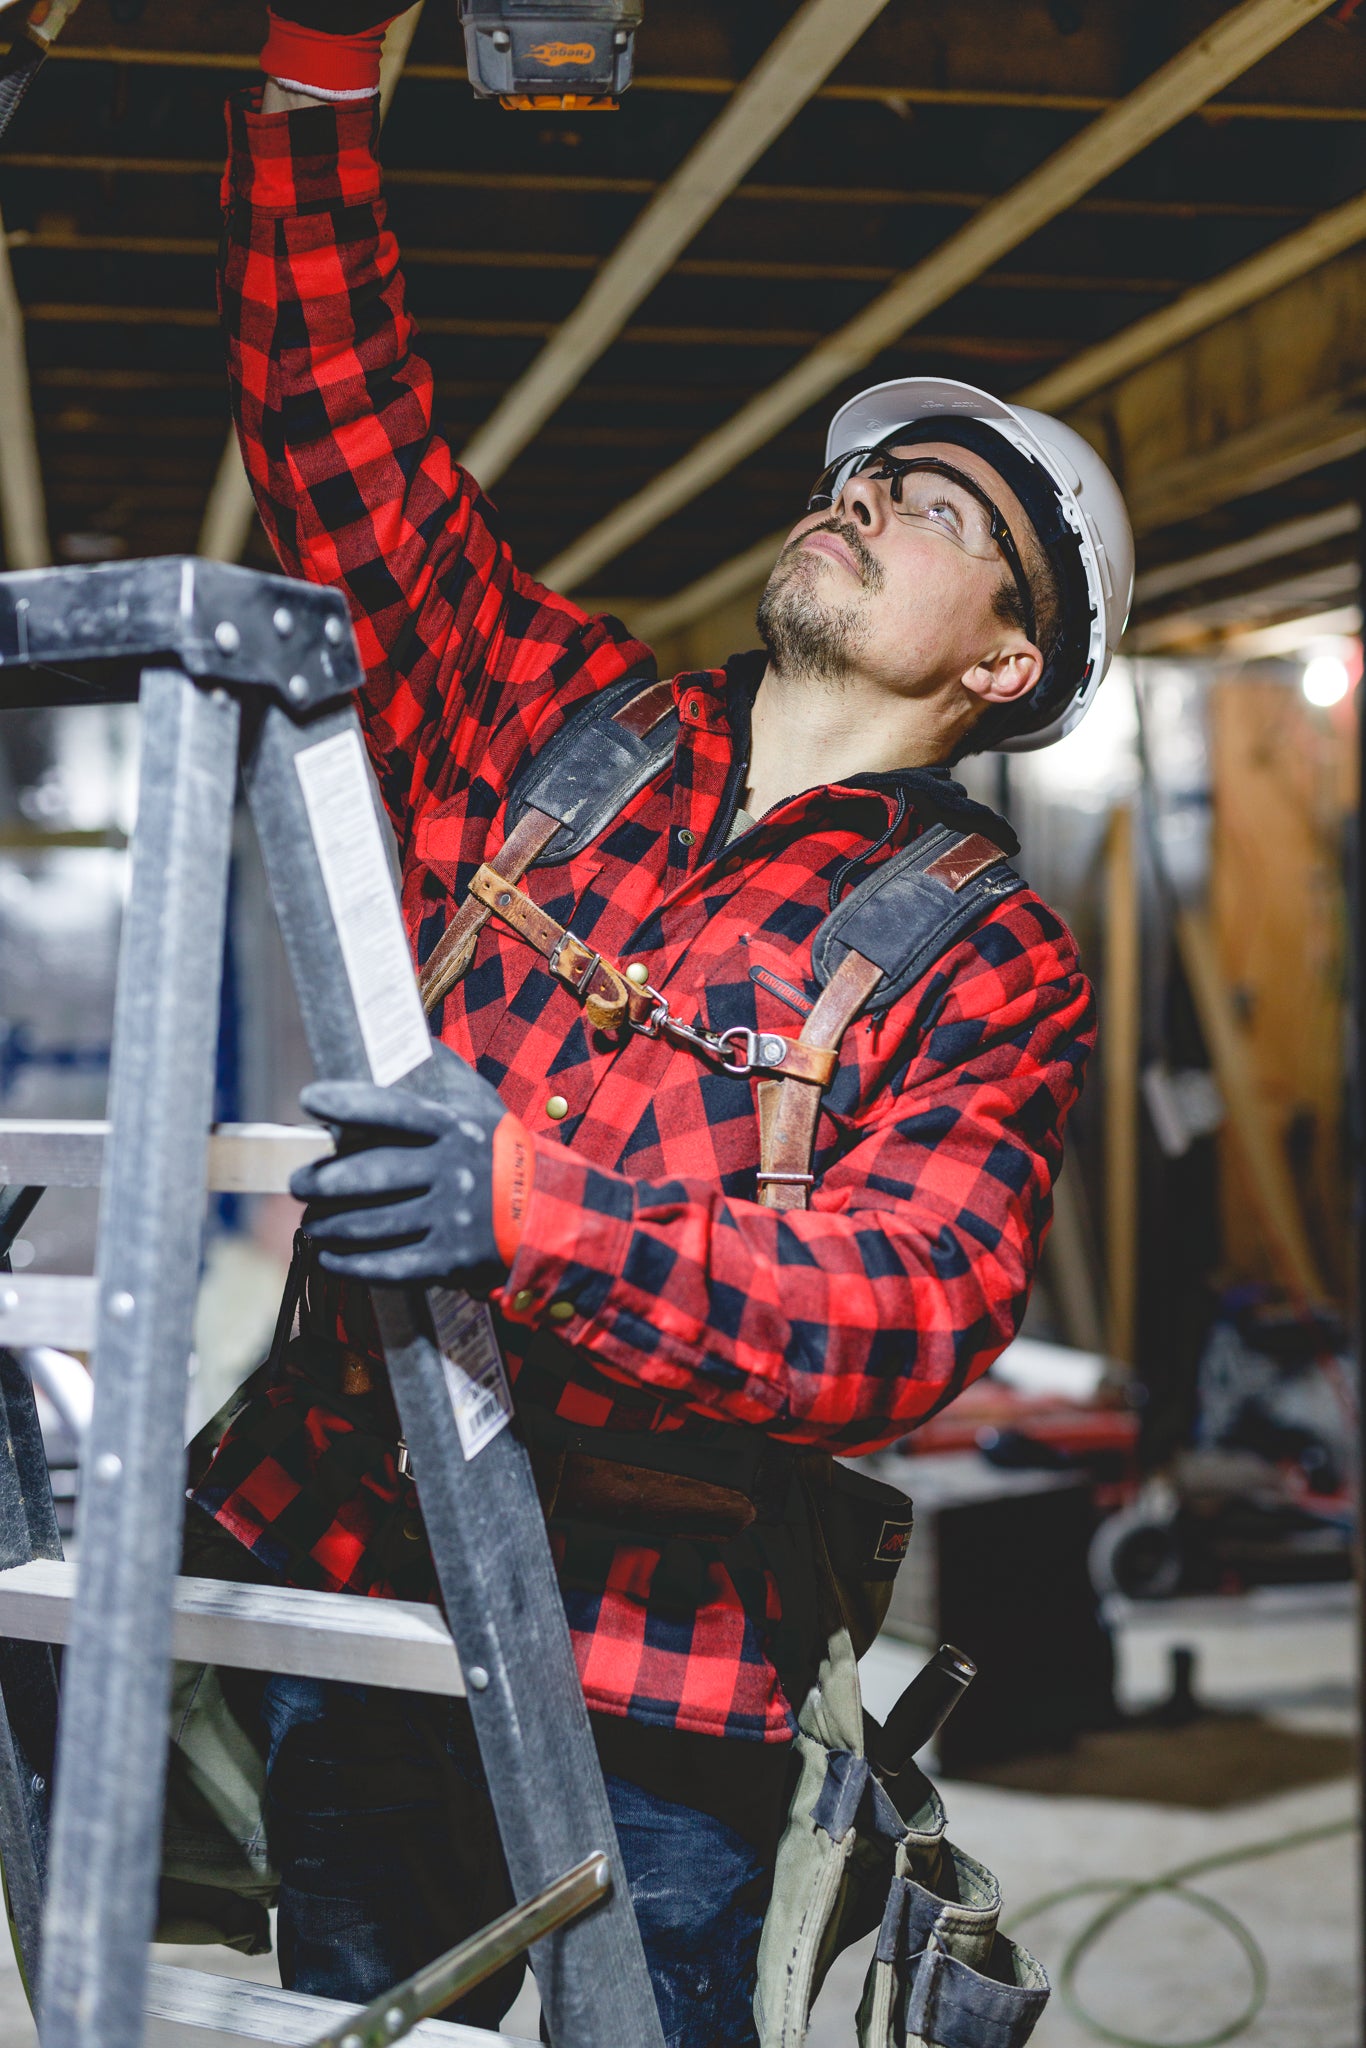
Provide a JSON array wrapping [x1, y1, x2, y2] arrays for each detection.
[[261, 3, 402, 102], [290, 1045, 536, 1293]]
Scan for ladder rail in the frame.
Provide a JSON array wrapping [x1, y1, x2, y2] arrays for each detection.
[[242, 692, 665, 2048], [37, 668, 242, 2048]]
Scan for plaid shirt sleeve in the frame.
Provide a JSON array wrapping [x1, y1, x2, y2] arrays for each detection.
[[498, 898, 1093, 1456], [218, 93, 650, 838]]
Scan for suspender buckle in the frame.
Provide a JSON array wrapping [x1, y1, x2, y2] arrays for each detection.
[[717, 1028, 790, 1076], [549, 932, 603, 998]]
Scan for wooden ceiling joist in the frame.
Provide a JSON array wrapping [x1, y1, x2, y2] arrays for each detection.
[[634, 178, 1366, 643], [459, 0, 892, 487], [0, 151, 1309, 226], [0, 197, 48, 570], [537, 0, 1339, 594], [39, 38, 1366, 124]]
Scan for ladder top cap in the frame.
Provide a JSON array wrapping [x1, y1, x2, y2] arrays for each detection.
[[0, 557, 363, 712]]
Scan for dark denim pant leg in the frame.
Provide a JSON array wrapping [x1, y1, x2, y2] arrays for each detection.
[[261, 1676, 791, 2048], [260, 1674, 524, 2031], [600, 1767, 773, 2048]]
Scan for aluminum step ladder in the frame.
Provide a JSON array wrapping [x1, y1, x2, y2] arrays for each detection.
[[0, 558, 667, 2048]]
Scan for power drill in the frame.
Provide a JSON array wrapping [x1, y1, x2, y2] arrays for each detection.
[[459, 0, 643, 109]]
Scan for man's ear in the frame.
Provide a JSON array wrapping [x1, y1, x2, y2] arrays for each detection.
[[960, 640, 1044, 709]]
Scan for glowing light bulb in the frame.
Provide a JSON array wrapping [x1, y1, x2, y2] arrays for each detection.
[[1301, 653, 1350, 707]]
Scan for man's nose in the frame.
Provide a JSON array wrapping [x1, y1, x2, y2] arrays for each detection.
[[833, 470, 887, 532]]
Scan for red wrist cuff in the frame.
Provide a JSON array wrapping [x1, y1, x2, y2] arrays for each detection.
[[491, 1116, 536, 1269], [260, 15, 395, 98]]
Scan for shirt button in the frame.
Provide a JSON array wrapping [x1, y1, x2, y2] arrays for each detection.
[[625, 962, 650, 986], [548, 1300, 575, 1323], [545, 1095, 569, 1120], [677, 828, 695, 847], [511, 1288, 535, 1312]]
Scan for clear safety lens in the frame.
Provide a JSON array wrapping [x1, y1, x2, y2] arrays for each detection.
[[809, 452, 1000, 559]]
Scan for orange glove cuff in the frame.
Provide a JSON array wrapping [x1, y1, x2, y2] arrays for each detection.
[[491, 1115, 536, 1269]]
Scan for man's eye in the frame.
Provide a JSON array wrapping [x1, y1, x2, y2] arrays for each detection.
[[925, 497, 963, 532]]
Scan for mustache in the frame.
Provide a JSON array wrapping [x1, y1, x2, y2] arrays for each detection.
[[783, 516, 882, 589]]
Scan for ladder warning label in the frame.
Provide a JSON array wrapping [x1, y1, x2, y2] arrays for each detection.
[[295, 729, 431, 1088], [431, 1288, 513, 1459]]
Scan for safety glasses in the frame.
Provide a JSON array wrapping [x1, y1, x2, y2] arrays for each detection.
[[806, 449, 1037, 647]]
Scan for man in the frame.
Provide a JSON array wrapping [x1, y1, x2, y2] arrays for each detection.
[[191, 7, 1133, 2042]]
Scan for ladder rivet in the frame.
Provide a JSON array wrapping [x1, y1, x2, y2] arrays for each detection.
[[625, 962, 649, 985], [94, 1452, 122, 1483], [287, 674, 309, 702], [385, 2012, 406, 2037], [213, 621, 241, 655], [324, 615, 346, 645], [272, 606, 295, 637], [0, 1288, 17, 1313], [491, 27, 511, 47], [340, 2035, 363, 2048], [467, 1664, 490, 1690], [109, 1289, 135, 1319]]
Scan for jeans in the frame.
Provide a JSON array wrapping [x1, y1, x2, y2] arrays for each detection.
[[260, 1675, 793, 2048]]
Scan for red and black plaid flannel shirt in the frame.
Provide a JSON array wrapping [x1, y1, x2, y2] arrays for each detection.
[[193, 95, 1096, 1743]]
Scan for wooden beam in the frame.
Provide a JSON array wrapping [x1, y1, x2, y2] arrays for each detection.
[[0, 197, 48, 568], [1103, 806, 1141, 1367], [40, 38, 1366, 123], [15, 302, 1070, 362], [538, 0, 1339, 593], [5, 229, 1190, 298], [1133, 502, 1359, 604], [198, 4, 424, 563], [637, 198, 1366, 642], [1176, 904, 1330, 1302], [460, 0, 892, 486], [0, 149, 1308, 223], [1023, 188, 1366, 414], [1126, 558, 1359, 650]]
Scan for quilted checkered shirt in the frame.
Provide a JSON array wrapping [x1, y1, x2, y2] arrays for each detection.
[[193, 95, 1096, 1743]]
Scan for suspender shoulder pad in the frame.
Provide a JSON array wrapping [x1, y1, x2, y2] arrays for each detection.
[[812, 824, 1025, 1019], [505, 670, 678, 869]]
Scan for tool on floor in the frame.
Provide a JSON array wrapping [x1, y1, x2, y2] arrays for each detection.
[[0, 555, 667, 2048]]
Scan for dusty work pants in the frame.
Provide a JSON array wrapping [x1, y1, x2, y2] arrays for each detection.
[[261, 1675, 794, 2048]]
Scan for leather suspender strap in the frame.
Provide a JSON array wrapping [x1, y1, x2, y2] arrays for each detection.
[[468, 864, 640, 1033], [418, 677, 676, 1018], [756, 951, 884, 1211], [419, 804, 563, 1015]]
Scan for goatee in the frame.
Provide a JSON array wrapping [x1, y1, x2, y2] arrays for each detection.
[[756, 521, 881, 682]]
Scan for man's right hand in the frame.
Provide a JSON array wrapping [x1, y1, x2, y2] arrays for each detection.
[[260, 3, 400, 106]]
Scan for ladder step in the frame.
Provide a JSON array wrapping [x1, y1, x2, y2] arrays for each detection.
[[0, 1560, 465, 1695], [0, 1273, 95, 1349], [0, 1120, 330, 1194], [144, 1963, 533, 2047]]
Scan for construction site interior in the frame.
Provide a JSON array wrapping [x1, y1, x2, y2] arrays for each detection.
[[0, 3, 1361, 2046]]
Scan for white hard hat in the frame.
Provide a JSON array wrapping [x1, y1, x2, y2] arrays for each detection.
[[823, 376, 1135, 750]]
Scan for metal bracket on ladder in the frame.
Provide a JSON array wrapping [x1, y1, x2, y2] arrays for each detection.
[[0, 559, 666, 2048]]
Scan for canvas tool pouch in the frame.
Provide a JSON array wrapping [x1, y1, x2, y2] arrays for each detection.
[[753, 1463, 1049, 2048]]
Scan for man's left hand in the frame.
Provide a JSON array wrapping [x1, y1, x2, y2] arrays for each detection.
[[291, 1046, 534, 1292]]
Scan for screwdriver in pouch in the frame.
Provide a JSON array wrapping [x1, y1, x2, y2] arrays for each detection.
[[871, 1643, 977, 1780]]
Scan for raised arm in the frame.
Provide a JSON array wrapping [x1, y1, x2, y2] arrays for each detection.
[[222, 10, 650, 836]]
